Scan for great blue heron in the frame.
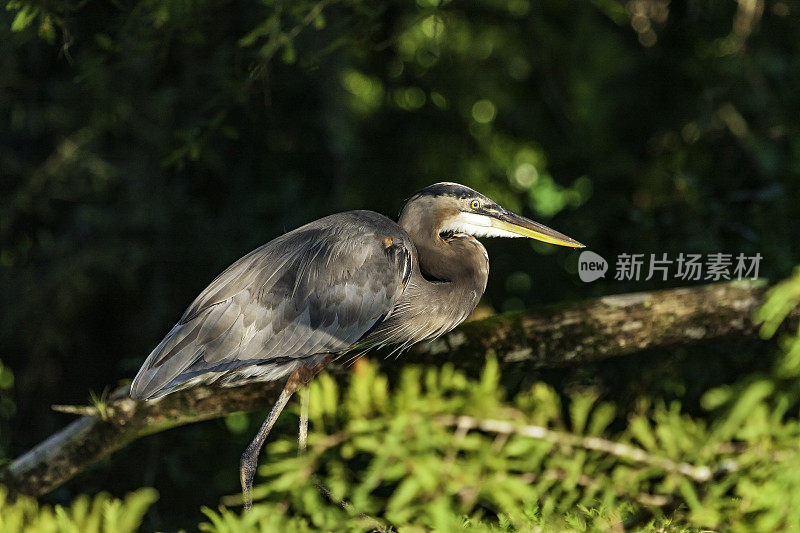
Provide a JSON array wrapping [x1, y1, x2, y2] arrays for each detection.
[[130, 182, 583, 509]]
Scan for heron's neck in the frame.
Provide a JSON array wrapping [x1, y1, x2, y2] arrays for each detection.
[[416, 234, 487, 285], [363, 213, 490, 347], [400, 217, 489, 313]]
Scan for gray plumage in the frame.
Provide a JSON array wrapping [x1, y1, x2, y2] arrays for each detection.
[[129, 182, 583, 510], [131, 210, 412, 400]]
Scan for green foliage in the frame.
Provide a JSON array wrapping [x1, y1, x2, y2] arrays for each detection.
[[196, 333, 800, 532], [756, 267, 800, 377], [5, 267, 800, 532], [5, 0, 59, 42], [0, 487, 158, 532]]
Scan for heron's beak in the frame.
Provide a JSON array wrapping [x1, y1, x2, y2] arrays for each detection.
[[491, 209, 585, 248]]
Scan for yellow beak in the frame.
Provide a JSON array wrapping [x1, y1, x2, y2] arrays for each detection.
[[491, 210, 585, 248]]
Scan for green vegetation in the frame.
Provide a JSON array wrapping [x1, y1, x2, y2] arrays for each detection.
[[8, 267, 800, 532], [0, 487, 157, 533], [199, 273, 800, 531], [2, 0, 800, 530]]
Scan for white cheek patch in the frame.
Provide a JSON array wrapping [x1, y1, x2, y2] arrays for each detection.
[[440, 212, 524, 238]]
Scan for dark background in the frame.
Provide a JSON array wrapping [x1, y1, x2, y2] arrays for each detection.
[[2, 0, 799, 527]]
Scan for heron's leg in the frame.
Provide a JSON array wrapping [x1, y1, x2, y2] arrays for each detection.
[[239, 355, 334, 511], [239, 386, 294, 511], [298, 387, 309, 455]]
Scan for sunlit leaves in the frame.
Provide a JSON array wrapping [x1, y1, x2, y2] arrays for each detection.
[[199, 336, 800, 531], [0, 488, 158, 533], [340, 69, 384, 116], [6, 1, 57, 42], [471, 99, 496, 124]]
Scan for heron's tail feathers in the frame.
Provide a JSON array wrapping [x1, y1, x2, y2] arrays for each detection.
[[130, 322, 205, 400]]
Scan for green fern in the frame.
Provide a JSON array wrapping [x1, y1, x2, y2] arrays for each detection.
[[0, 487, 158, 533]]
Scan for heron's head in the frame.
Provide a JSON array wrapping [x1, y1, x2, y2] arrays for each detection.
[[400, 182, 584, 248]]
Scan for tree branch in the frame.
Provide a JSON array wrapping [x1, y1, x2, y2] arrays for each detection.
[[2, 281, 793, 498], [435, 414, 716, 482], [405, 280, 783, 373]]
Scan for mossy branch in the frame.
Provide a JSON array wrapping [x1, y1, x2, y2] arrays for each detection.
[[1, 280, 793, 499]]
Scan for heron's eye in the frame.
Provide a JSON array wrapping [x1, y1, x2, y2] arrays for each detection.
[[470, 199, 481, 210]]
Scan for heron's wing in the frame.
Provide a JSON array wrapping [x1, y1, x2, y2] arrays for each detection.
[[130, 212, 412, 400]]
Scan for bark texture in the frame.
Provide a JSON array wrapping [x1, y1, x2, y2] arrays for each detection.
[[1, 281, 791, 498]]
